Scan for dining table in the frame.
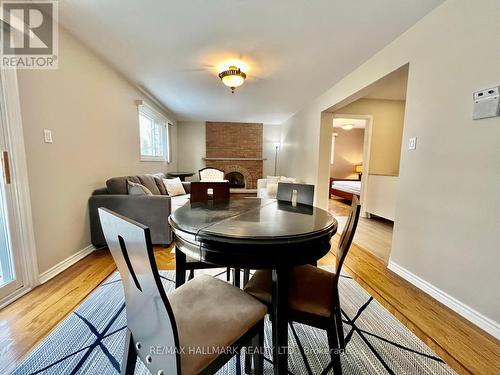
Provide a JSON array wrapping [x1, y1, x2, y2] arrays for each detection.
[[168, 198, 337, 375]]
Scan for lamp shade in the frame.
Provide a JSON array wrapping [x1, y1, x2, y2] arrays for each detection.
[[355, 164, 363, 173]]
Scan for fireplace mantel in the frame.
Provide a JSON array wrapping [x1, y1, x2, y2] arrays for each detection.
[[203, 157, 267, 161]]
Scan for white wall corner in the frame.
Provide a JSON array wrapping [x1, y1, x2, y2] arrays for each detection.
[[388, 260, 500, 340], [38, 245, 96, 284]]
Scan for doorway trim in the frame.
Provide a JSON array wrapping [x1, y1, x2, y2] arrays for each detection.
[[0, 68, 39, 309], [332, 114, 373, 217]]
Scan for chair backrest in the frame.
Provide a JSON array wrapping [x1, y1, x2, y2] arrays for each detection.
[[199, 167, 225, 181], [98, 208, 180, 374], [190, 181, 230, 203], [276, 182, 315, 206], [335, 195, 361, 283]]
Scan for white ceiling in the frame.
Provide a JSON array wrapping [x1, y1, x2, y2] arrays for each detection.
[[333, 118, 367, 129], [58, 0, 443, 124]]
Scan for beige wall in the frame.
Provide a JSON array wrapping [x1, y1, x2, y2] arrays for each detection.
[[17, 28, 178, 274], [177, 121, 281, 178], [330, 128, 364, 179], [335, 99, 405, 176], [280, 0, 500, 328], [177, 121, 205, 180]]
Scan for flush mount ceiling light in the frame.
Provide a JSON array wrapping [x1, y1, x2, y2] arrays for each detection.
[[218, 66, 246, 93], [341, 124, 354, 131]]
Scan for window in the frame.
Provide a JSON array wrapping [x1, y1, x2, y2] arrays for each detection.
[[138, 102, 171, 162]]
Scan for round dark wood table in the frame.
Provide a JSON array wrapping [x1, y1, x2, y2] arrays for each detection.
[[166, 171, 195, 181], [168, 198, 337, 375]]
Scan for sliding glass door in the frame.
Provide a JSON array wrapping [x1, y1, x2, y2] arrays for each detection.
[[0, 166, 19, 297], [0, 73, 24, 302]]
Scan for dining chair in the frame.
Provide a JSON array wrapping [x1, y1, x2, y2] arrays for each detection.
[[241, 182, 316, 286], [244, 195, 361, 374], [199, 167, 225, 181], [98, 208, 267, 375], [276, 182, 315, 206], [176, 181, 237, 287], [190, 181, 230, 203]]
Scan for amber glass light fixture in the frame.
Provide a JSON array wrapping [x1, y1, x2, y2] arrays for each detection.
[[218, 66, 247, 93]]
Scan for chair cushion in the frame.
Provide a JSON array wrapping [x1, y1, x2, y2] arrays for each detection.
[[244, 265, 336, 319], [169, 275, 267, 375]]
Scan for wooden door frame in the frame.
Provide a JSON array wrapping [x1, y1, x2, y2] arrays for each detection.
[[0, 68, 39, 309], [331, 114, 373, 217]]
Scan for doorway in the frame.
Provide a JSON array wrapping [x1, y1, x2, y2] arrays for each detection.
[[325, 65, 409, 262]]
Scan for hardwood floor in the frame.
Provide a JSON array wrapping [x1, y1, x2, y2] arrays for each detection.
[[0, 249, 117, 375], [329, 198, 393, 262], [0, 241, 499, 374]]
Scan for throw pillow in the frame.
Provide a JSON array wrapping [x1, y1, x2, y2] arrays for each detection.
[[127, 180, 153, 196], [163, 177, 186, 197]]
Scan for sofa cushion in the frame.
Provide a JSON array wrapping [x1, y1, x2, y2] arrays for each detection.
[[107, 176, 139, 194], [137, 175, 161, 195], [148, 173, 168, 195], [106, 175, 164, 195]]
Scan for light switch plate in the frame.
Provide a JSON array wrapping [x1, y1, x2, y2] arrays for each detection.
[[43, 129, 53, 143], [408, 137, 417, 150]]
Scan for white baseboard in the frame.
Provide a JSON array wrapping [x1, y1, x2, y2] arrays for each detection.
[[388, 260, 500, 340], [39, 245, 96, 284], [0, 286, 32, 310]]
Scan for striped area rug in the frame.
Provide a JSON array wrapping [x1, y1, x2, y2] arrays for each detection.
[[12, 269, 456, 374]]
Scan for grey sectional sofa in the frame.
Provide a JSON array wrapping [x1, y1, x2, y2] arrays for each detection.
[[88, 173, 190, 247]]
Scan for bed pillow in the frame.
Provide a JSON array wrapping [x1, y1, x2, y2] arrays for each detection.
[[163, 177, 186, 197], [127, 180, 153, 196]]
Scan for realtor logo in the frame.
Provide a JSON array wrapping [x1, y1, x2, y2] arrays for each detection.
[[1, 1, 58, 69]]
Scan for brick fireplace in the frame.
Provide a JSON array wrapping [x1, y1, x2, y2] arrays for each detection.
[[204, 122, 263, 189]]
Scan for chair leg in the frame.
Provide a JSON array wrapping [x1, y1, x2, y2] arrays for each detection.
[[244, 345, 252, 374], [250, 321, 264, 375], [327, 328, 342, 375], [243, 269, 250, 286], [335, 306, 345, 350], [226, 267, 231, 281], [121, 329, 137, 375], [188, 269, 195, 280], [233, 268, 241, 288], [175, 248, 186, 288]]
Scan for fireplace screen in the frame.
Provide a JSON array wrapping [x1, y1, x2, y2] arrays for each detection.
[[225, 172, 245, 188]]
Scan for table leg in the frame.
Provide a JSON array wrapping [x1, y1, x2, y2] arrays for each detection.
[[175, 247, 186, 288], [272, 267, 289, 375]]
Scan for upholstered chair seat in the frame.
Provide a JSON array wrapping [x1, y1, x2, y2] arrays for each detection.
[[171, 275, 267, 375], [244, 265, 336, 319]]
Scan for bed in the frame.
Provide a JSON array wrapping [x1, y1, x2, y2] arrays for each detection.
[[329, 178, 361, 201]]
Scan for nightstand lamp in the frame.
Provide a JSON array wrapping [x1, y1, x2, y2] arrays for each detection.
[[355, 164, 363, 180]]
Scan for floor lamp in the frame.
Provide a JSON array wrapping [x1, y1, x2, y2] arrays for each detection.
[[273, 142, 281, 176]]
